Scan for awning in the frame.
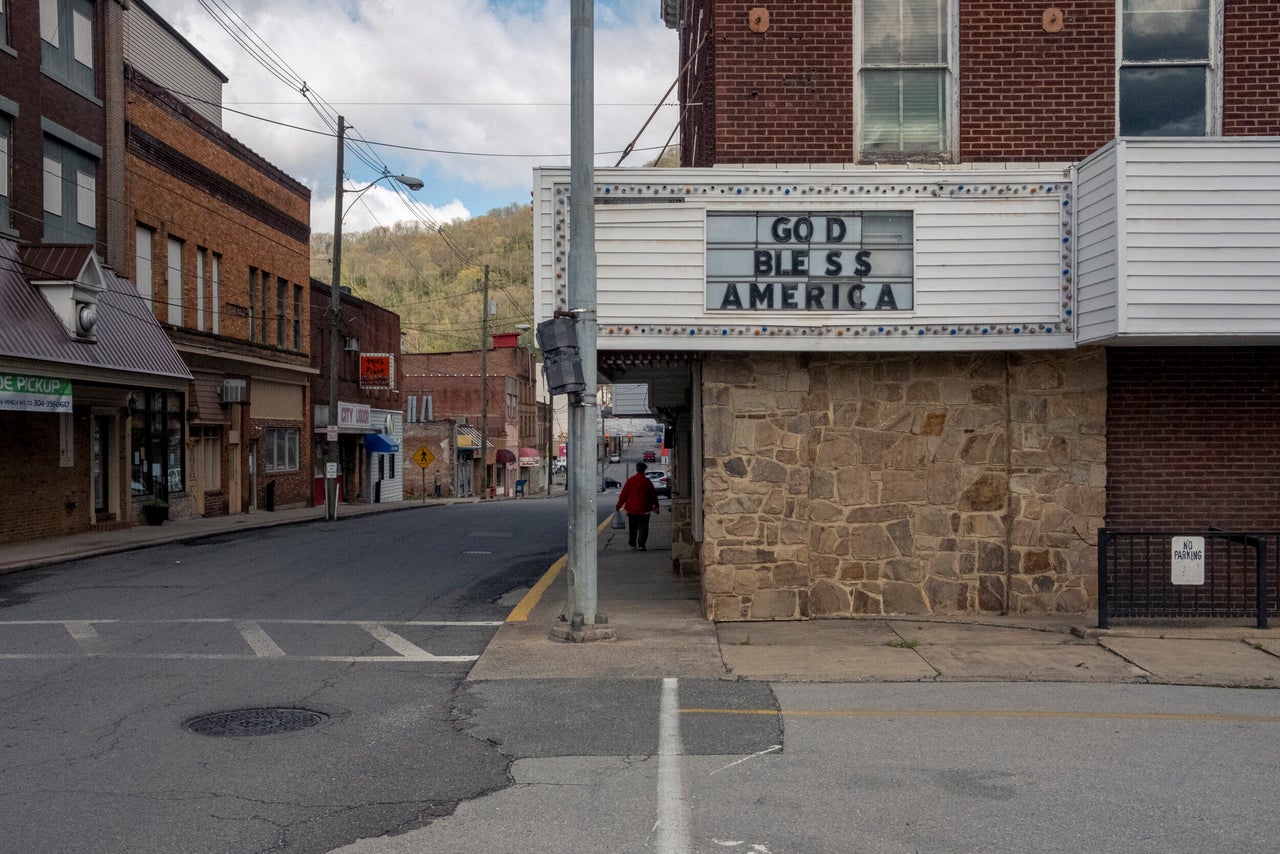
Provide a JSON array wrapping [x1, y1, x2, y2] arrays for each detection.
[[456, 427, 487, 449], [365, 433, 400, 454], [518, 447, 541, 466], [495, 448, 516, 465]]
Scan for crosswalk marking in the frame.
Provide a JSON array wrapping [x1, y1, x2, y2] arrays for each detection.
[[236, 620, 286, 658], [0, 619, 498, 663]]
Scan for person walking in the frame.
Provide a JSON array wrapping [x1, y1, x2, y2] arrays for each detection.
[[616, 461, 660, 550]]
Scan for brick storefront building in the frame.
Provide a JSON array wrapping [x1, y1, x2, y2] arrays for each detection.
[[120, 4, 313, 517], [309, 278, 403, 507], [402, 335, 547, 499], [534, 1, 1280, 620]]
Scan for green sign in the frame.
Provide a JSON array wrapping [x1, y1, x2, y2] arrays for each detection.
[[0, 374, 73, 413]]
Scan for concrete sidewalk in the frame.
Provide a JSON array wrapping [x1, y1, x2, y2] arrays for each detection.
[[2, 498, 1277, 687]]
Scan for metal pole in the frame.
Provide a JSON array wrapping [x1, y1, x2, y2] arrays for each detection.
[[479, 264, 490, 499], [326, 116, 345, 522], [566, 0, 601, 629]]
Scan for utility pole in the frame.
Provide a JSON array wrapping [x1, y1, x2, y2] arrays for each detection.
[[554, 0, 612, 641], [479, 264, 490, 500], [326, 116, 345, 522]]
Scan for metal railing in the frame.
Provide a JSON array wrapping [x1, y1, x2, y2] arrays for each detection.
[[1097, 529, 1275, 629]]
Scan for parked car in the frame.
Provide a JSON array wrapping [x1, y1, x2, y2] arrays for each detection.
[[643, 450, 656, 462], [609, 453, 621, 463], [602, 476, 621, 490], [645, 469, 671, 498]]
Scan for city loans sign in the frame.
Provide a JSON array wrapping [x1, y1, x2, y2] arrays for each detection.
[[705, 211, 914, 312]]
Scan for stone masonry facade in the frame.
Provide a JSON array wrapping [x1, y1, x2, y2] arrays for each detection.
[[700, 348, 1106, 620]]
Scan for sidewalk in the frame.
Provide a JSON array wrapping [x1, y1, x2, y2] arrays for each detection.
[[2, 500, 1277, 687]]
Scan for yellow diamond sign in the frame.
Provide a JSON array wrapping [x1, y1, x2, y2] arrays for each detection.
[[412, 446, 435, 469]]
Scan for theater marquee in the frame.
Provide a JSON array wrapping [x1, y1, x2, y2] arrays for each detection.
[[706, 211, 914, 312]]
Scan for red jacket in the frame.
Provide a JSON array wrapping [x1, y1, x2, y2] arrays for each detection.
[[617, 472, 660, 515]]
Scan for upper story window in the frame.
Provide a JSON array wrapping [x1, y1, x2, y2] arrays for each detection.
[[1, 0, 9, 50], [0, 112, 11, 232], [41, 0, 96, 98], [858, 0, 954, 159], [43, 135, 96, 244], [1119, 0, 1217, 136]]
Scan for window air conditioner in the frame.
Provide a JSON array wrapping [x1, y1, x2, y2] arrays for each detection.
[[222, 379, 247, 404], [344, 337, 360, 351]]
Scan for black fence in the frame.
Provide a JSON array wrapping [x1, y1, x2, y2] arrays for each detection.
[[1097, 529, 1276, 629]]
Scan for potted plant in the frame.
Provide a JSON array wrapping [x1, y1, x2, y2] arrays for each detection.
[[141, 498, 169, 526]]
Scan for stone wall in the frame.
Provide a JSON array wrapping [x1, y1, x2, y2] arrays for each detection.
[[700, 349, 1106, 620]]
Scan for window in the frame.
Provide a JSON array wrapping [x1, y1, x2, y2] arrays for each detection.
[[0, 112, 10, 231], [211, 253, 221, 334], [196, 248, 206, 331], [248, 266, 257, 341], [1119, 0, 1216, 136], [166, 237, 183, 325], [264, 427, 299, 472], [43, 136, 96, 244], [858, 0, 953, 158], [1, 0, 8, 49], [41, 0, 95, 97], [292, 284, 302, 350], [131, 390, 185, 498], [260, 270, 270, 343], [276, 277, 286, 346], [134, 225, 153, 305]]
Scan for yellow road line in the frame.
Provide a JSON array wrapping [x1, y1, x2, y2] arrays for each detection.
[[681, 708, 1280, 723], [505, 516, 612, 622]]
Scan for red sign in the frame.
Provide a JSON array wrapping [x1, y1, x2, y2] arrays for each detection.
[[359, 354, 393, 389]]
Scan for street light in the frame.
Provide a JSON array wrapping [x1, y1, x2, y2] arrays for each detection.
[[326, 114, 422, 522]]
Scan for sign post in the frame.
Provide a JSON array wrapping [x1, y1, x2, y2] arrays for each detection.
[[412, 446, 435, 504]]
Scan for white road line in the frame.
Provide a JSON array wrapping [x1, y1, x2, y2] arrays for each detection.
[[360, 622, 438, 661], [64, 621, 101, 651], [235, 620, 286, 658], [656, 676, 692, 854], [0, 619, 504, 626]]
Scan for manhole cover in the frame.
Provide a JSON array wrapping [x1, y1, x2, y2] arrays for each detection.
[[184, 708, 327, 737]]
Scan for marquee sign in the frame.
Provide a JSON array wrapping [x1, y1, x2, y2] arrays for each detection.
[[706, 212, 914, 312]]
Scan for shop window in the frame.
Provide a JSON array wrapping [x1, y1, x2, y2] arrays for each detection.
[[192, 425, 221, 491], [1119, 0, 1217, 136], [265, 427, 299, 472], [131, 390, 185, 499], [43, 136, 96, 244], [40, 0, 95, 98], [858, 0, 954, 158]]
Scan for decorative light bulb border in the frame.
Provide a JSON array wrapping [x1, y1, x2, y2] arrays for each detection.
[[551, 179, 1075, 337]]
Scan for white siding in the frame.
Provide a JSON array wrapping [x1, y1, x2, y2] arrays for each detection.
[[123, 4, 225, 127], [1075, 138, 1280, 342], [1075, 142, 1120, 343]]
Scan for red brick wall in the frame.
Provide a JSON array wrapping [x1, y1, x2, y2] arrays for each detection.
[[959, 0, 1116, 160], [1223, 1, 1280, 135], [1106, 348, 1280, 530], [0, 410, 92, 542], [705, 1, 855, 165], [694, 1, 1280, 165]]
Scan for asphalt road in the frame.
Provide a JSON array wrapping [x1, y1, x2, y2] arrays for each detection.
[[0, 499, 574, 853]]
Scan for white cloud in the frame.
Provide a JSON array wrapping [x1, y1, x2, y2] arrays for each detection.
[[141, 0, 677, 228], [313, 184, 471, 235]]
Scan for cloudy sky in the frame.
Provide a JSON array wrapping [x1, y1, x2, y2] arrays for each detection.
[[142, 0, 679, 232]]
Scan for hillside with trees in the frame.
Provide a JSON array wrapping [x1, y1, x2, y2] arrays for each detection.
[[310, 203, 534, 353]]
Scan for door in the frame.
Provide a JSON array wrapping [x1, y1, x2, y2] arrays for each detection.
[[91, 415, 110, 516]]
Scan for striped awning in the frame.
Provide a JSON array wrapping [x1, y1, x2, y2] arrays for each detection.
[[456, 427, 491, 450]]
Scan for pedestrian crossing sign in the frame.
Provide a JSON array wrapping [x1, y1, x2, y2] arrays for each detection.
[[412, 447, 435, 469]]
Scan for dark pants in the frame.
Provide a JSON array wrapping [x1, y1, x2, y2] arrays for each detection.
[[627, 513, 651, 549]]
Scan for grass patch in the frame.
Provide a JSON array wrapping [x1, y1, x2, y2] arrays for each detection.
[[886, 639, 918, 650]]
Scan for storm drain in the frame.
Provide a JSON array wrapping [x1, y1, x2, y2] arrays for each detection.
[[184, 708, 328, 737]]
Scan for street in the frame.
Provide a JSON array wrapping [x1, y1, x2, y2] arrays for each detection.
[[1, 495, 1278, 853]]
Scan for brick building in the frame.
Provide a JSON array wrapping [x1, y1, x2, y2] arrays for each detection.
[[534, 1, 1280, 620], [120, 4, 313, 517], [402, 334, 547, 499], [308, 278, 403, 507], [0, 0, 194, 543]]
